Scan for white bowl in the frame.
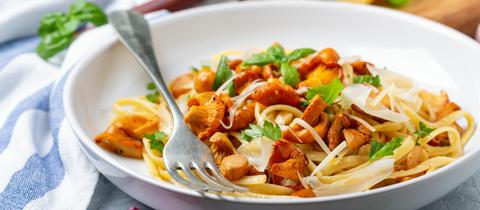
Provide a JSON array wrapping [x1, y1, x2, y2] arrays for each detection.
[[63, 1, 480, 210]]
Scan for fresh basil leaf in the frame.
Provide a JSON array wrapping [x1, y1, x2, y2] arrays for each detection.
[[212, 55, 235, 96], [287, 48, 316, 62], [243, 53, 276, 66], [36, 34, 74, 60], [369, 137, 403, 161], [306, 78, 344, 104], [36, 1, 107, 60], [267, 43, 287, 62], [38, 13, 70, 37], [241, 121, 281, 141], [280, 63, 301, 88], [353, 75, 381, 87], [69, 1, 108, 26]]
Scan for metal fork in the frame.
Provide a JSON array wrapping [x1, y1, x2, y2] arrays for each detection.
[[109, 11, 247, 193]]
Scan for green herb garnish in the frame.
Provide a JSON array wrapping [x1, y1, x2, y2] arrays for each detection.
[[244, 44, 315, 66], [242, 44, 315, 88], [413, 122, 435, 144], [286, 48, 316, 62], [241, 121, 281, 141], [37, 0, 107, 60], [300, 100, 310, 108], [387, 0, 409, 7], [267, 43, 287, 62], [242, 53, 276, 66], [145, 83, 160, 103], [191, 67, 199, 73], [369, 137, 404, 161], [280, 63, 301, 88], [306, 78, 344, 104], [353, 75, 381, 87], [212, 55, 235, 96], [144, 131, 168, 152]]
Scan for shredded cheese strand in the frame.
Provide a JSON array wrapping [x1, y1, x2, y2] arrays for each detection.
[[310, 141, 347, 177]]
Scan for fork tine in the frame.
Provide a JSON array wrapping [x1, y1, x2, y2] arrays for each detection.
[[178, 162, 225, 193], [205, 162, 248, 192], [191, 162, 235, 192], [167, 165, 209, 192], [166, 167, 206, 191]]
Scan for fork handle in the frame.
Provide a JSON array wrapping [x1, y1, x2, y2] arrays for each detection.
[[109, 11, 184, 122]]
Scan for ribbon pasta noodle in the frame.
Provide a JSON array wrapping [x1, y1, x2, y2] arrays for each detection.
[[94, 44, 476, 198]]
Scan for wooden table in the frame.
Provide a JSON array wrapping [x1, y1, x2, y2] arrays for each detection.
[[377, 0, 480, 37]]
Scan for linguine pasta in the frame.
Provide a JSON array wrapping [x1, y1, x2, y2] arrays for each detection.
[[94, 44, 475, 198]]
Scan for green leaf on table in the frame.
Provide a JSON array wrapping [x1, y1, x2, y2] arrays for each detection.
[[36, 0, 108, 60], [69, 0, 108, 26]]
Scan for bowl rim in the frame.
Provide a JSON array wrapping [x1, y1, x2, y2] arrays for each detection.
[[63, 0, 480, 205]]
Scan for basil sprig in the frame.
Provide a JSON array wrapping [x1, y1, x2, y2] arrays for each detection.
[[37, 1, 107, 60], [243, 44, 315, 87]]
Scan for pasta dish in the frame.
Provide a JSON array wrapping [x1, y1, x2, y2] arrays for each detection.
[[95, 43, 475, 197]]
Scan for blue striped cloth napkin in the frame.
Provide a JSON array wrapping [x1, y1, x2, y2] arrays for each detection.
[[0, 1, 159, 209]]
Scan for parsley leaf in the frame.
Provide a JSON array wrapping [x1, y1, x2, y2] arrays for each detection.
[[241, 121, 281, 141], [37, 1, 107, 60], [280, 63, 301, 88], [369, 140, 384, 158], [241, 124, 263, 141], [144, 131, 168, 152], [414, 122, 435, 138], [413, 122, 435, 145], [369, 137, 404, 161], [353, 75, 381, 87], [306, 78, 344, 104], [145, 82, 160, 103], [146, 82, 156, 90], [212, 55, 235, 96], [146, 92, 160, 103], [262, 121, 282, 141], [286, 48, 316, 62]]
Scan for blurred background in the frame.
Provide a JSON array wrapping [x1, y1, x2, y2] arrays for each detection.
[[1, 0, 479, 44]]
